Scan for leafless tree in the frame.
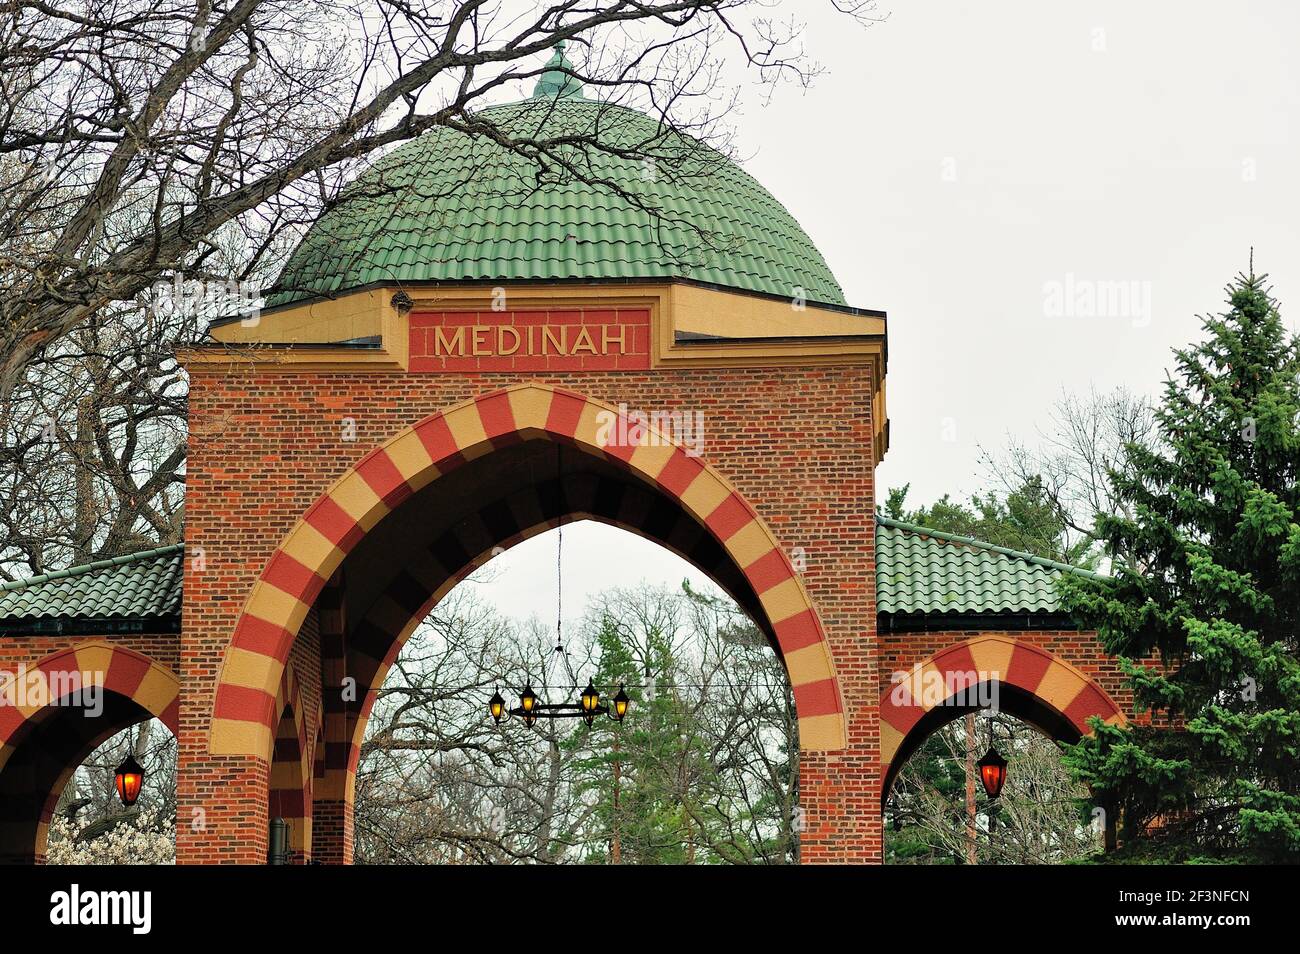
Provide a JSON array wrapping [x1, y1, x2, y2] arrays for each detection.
[[676, 582, 799, 863], [0, 297, 190, 577], [980, 386, 1158, 567], [0, 0, 886, 401], [886, 712, 1101, 865], [354, 593, 593, 863]]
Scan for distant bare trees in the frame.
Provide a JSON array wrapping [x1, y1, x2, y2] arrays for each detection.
[[981, 387, 1158, 568], [354, 580, 798, 864], [353, 598, 593, 864], [886, 713, 1101, 865], [0, 300, 189, 577]]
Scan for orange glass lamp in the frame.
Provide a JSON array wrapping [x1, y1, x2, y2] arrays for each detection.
[[114, 754, 145, 807], [977, 746, 1008, 799]]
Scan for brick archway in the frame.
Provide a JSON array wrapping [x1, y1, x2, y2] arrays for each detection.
[[210, 382, 847, 766], [0, 642, 180, 863], [878, 634, 1125, 800], [0, 641, 180, 770]]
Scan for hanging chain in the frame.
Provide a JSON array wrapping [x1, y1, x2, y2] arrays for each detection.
[[554, 444, 581, 688]]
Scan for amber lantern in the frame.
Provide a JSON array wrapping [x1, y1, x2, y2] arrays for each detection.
[[114, 753, 145, 807], [580, 680, 600, 726], [611, 685, 630, 722], [488, 688, 507, 724], [977, 746, 1008, 799], [520, 684, 539, 728]]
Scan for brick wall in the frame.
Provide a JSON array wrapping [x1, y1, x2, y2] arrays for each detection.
[[0, 632, 178, 675]]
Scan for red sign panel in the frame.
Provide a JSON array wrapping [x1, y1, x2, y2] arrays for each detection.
[[409, 308, 651, 372]]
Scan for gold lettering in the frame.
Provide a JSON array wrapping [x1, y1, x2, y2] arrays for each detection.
[[498, 326, 521, 356], [571, 326, 598, 355], [434, 326, 466, 356], [472, 326, 490, 356], [542, 326, 568, 355], [601, 324, 627, 354]]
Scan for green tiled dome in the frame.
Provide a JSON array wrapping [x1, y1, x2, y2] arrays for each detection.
[[269, 90, 844, 307]]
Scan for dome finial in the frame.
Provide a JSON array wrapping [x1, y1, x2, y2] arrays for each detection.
[[532, 40, 585, 100]]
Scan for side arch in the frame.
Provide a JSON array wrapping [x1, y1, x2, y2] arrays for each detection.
[[0, 642, 180, 863], [878, 634, 1125, 801], [210, 382, 846, 760], [0, 641, 180, 772]]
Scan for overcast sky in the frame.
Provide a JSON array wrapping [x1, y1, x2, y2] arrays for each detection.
[[472, 0, 1300, 628]]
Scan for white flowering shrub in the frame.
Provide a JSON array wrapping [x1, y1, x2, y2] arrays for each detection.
[[46, 809, 175, 865]]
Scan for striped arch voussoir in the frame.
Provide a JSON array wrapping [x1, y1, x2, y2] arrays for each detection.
[[877, 634, 1126, 786], [269, 663, 312, 858], [0, 642, 180, 774], [211, 383, 846, 758], [272, 664, 309, 780]]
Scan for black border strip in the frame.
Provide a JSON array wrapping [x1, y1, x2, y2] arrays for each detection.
[[0, 615, 181, 636], [878, 610, 1082, 633]]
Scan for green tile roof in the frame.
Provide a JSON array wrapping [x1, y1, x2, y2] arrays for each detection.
[[0, 519, 1098, 631], [876, 515, 1102, 617], [268, 97, 845, 308], [0, 544, 183, 627]]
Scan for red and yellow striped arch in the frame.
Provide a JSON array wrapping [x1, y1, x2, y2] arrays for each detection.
[[0, 643, 180, 858], [0, 641, 180, 774], [878, 634, 1125, 794], [211, 383, 846, 760]]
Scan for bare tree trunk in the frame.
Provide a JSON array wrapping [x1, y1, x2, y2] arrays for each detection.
[[73, 399, 95, 564], [965, 713, 978, 865], [611, 732, 621, 865], [536, 736, 561, 863], [133, 719, 153, 761]]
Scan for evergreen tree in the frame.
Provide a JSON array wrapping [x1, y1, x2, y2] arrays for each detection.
[[567, 614, 717, 863], [1060, 269, 1300, 862], [884, 476, 1088, 564]]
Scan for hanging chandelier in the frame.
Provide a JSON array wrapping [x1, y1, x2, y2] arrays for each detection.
[[489, 679, 629, 728], [487, 447, 630, 729]]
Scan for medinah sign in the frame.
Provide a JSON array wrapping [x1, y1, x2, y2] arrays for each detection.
[[0, 45, 1131, 865], [430, 320, 631, 357], [411, 308, 652, 372]]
